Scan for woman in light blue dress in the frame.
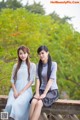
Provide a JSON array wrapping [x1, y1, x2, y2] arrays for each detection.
[[4, 45, 36, 120]]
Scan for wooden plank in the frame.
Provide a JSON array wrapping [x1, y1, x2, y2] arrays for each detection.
[[56, 99, 80, 105], [0, 96, 80, 105], [0, 95, 80, 117], [42, 103, 80, 115], [0, 95, 8, 99]]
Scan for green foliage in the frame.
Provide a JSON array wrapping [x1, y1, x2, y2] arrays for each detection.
[[25, 2, 45, 15], [0, 0, 6, 9], [0, 0, 23, 10], [0, 8, 80, 100], [0, 0, 45, 15], [49, 11, 72, 24], [6, 0, 22, 9]]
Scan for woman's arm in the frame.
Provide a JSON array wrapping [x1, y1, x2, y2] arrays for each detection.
[[12, 83, 17, 92], [12, 83, 19, 98], [18, 81, 33, 96], [43, 79, 53, 95], [40, 62, 57, 99], [11, 64, 19, 98], [34, 79, 40, 99], [19, 63, 36, 96], [39, 79, 53, 99], [35, 79, 40, 95], [18, 79, 40, 97]]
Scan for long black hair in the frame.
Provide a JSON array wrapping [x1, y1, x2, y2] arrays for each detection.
[[37, 45, 52, 87]]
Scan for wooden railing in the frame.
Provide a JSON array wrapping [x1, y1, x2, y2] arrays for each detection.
[[0, 95, 80, 120]]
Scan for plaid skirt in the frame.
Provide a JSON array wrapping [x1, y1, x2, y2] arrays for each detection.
[[39, 89, 59, 107]]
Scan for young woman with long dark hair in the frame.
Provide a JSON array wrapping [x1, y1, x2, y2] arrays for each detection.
[[4, 45, 36, 120], [29, 45, 58, 120]]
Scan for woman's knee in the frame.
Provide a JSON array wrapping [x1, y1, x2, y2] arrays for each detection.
[[31, 98, 38, 105], [36, 100, 43, 107]]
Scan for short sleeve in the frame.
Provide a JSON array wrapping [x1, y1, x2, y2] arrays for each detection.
[[50, 62, 57, 80], [11, 64, 17, 83], [30, 63, 36, 84]]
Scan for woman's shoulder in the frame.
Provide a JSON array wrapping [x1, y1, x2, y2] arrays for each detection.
[[11, 63, 17, 71], [36, 63, 39, 68], [30, 62, 36, 67], [52, 61, 57, 68], [13, 63, 17, 69]]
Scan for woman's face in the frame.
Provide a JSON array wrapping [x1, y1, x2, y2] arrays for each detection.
[[19, 49, 28, 61], [38, 50, 48, 62]]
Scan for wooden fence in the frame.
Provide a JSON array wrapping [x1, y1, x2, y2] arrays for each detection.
[[0, 95, 80, 120]]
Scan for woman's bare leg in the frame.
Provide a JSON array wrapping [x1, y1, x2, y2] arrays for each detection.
[[29, 99, 38, 120], [31, 100, 43, 120]]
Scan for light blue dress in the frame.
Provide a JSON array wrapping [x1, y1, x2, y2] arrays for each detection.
[[4, 61, 36, 120]]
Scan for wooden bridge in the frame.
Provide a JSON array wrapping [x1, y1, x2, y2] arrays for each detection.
[[0, 95, 80, 120]]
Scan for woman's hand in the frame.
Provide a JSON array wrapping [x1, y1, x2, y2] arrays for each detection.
[[39, 93, 46, 100], [14, 91, 19, 99], [18, 91, 23, 96], [34, 93, 40, 100]]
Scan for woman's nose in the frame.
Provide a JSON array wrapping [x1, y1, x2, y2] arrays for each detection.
[[22, 54, 25, 57]]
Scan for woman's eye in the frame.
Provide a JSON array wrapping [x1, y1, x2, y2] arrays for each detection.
[[41, 52, 44, 54], [39, 52, 44, 55], [19, 53, 22, 55]]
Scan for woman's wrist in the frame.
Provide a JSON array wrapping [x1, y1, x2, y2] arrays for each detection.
[[43, 91, 47, 96], [14, 89, 18, 93], [36, 92, 39, 95], [19, 90, 24, 95]]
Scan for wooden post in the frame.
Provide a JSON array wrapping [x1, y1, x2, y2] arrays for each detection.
[[40, 112, 48, 120], [70, 114, 79, 120], [48, 114, 64, 120]]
